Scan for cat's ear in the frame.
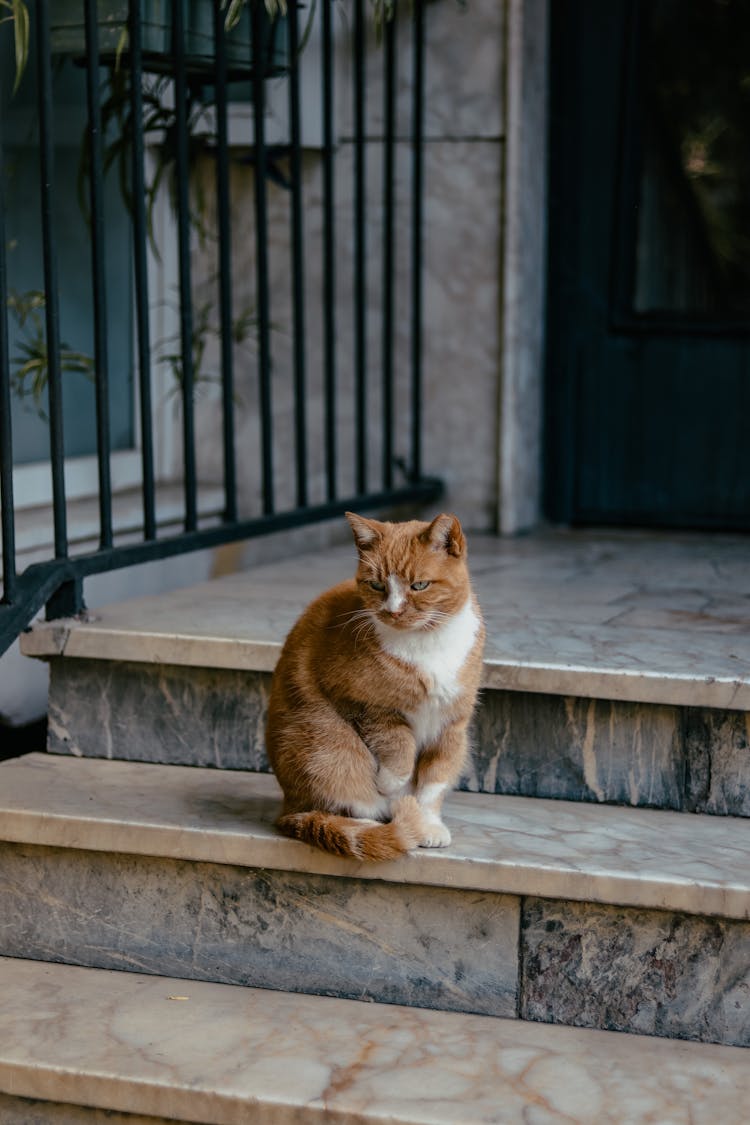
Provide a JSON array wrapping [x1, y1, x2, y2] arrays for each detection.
[[346, 511, 383, 552], [420, 513, 465, 558]]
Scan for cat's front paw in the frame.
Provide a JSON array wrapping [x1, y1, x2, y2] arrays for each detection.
[[418, 819, 452, 848], [376, 765, 411, 797]]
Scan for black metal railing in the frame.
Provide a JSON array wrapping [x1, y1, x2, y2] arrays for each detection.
[[0, 0, 440, 657]]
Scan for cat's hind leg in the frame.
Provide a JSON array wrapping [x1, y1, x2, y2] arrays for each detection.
[[269, 710, 393, 823]]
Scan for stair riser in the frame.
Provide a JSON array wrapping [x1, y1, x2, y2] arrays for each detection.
[[521, 898, 750, 1047], [2, 843, 748, 1047], [0, 1093, 181, 1125], [47, 658, 750, 816], [0, 843, 519, 1020], [48, 661, 270, 773]]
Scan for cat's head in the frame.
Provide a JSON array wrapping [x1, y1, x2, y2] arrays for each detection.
[[346, 512, 470, 631]]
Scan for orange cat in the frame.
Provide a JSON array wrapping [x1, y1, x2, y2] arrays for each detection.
[[266, 512, 485, 861]]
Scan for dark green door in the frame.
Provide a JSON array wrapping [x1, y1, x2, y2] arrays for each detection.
[[545, 0, 750, 529]]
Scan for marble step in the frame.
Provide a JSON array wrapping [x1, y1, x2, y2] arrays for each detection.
[[1, 753, 748, 1047], [21, 531, 750, 710], [1, 957, 749, 1125], [21, 532, 750, 816]]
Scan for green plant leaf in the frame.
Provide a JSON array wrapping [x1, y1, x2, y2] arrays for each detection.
[[114, 25, 129, 69], [222, 0, 287, 33], [2, 0, 30, 94]]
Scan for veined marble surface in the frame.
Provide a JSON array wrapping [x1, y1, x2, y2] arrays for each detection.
[[2, 753, 749, 920], [0, 842, 519, 1018], [521, 897, 750, 1046], [1, 957, 749, 1125], [21, 530, 750, 709]]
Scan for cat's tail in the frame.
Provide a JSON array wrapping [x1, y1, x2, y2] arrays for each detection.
[[276, 795, 424, 861]]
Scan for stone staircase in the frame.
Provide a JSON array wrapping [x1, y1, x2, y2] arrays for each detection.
[[1, 529, 748, 1123]]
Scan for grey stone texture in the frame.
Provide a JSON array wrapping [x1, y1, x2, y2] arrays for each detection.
[[465, 691, 684, 810], [48, 659, 271, 771], [684, 708, 750, 817], [0, 844, 519, 1019], [47, 657, 750, 816], [0, 1094, 185, 1125], [190, 136, 504, 531], [521, 898, 750, 1048]]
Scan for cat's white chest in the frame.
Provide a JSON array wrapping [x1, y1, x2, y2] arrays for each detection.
[[376, 599, 480, 748]]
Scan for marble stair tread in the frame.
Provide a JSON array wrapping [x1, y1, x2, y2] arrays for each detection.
[[3, 753, 749, 920], [2, 957, 749, 1125], [20, 530, 750, 709]]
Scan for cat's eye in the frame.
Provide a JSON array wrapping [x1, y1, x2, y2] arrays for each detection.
[[410, 580, 431, 591], [368, 579, 386, 592]]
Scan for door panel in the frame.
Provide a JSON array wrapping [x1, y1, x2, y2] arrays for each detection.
[[545, 0, 750, 529]]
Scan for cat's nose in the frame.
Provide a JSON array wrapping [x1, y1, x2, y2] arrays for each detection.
[[386, 605, 405, 618]]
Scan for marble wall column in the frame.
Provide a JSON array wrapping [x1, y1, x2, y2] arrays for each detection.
[[498, 0, 549, 533]]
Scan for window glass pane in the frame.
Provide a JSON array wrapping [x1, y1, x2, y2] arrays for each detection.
[[634, 0, 750, 318], [2, 36, 134, 466]]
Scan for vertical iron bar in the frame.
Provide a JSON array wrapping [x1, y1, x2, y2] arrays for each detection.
[[36, 0, 67, 557], [382, 4, 396, 490], [213, 1, 237, 522], [84, 0, 113, 548], [129, 0, 157, 539], [353, 0, 367, 494], [411, 0, 425, 480], [322, 0, 336, 500], [288, 0, 308, 508], [252, 0, 274, 514], [0, 109, 16, 603], [172, 0, 198, 532]]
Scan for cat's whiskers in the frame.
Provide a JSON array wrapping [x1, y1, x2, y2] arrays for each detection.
[[334, 607, 375, 630], [422, 609, 453, 632], [336, 606, 379, 647], [352, 619, 375, 646]]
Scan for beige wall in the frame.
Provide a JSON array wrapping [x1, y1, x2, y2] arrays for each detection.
[[498, 0, 548, 534], [190, 0, 507, 534]]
